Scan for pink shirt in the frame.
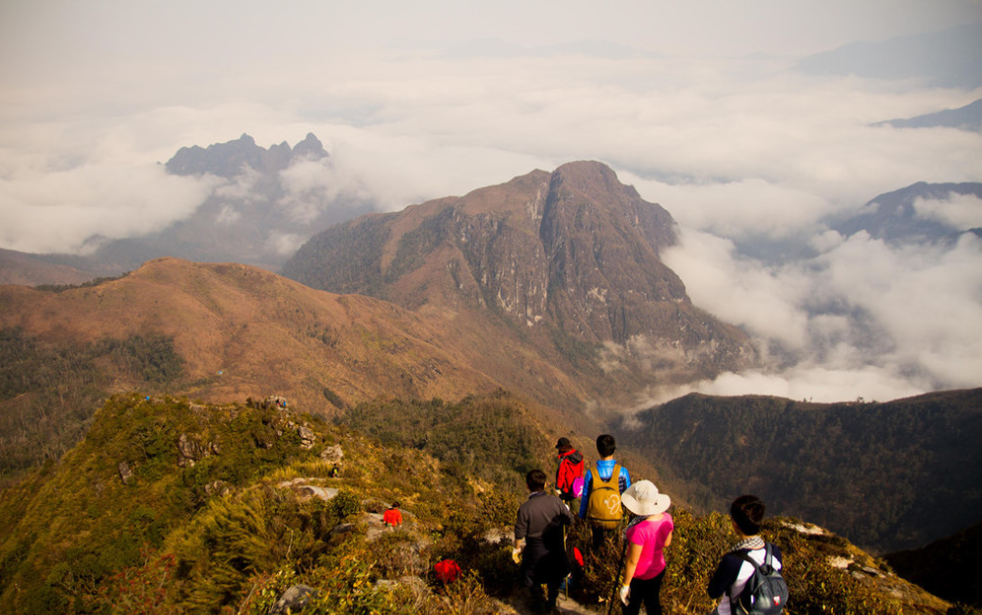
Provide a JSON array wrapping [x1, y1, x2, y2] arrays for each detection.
[[625, 514, 674, 580]]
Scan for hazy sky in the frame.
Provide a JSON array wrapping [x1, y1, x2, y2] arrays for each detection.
[[2, 0, 981, 406]]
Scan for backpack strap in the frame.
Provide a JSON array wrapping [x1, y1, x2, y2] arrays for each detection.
[[729, 547, 764, 615], [590, 463, 620, 488]]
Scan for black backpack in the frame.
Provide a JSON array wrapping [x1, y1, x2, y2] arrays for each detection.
[[730, 544, 788, 615]]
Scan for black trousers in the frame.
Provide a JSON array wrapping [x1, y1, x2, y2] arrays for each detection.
[[622, 569, 665, 615]]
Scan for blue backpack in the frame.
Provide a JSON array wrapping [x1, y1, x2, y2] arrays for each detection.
[[730, 544, 788, 615]]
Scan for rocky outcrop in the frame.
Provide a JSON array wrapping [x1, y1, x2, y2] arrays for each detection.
[[268, 584, 320, 615], [177, 433, 210, 467], [118, 461, 134, 485]]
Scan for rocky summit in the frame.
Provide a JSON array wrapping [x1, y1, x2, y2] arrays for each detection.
[[283, 161, 757, 389]]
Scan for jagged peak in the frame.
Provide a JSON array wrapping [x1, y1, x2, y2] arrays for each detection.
[[292, 132, 328, 160], [164, 132, 329, 177]]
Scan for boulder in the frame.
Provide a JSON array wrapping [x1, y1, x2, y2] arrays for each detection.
[[268, 584, 319, 614]]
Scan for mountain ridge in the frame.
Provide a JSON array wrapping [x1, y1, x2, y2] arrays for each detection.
[[0, 392, 960, 614]]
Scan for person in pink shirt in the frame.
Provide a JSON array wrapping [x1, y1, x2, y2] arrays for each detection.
[[617, 480, 674, 615]]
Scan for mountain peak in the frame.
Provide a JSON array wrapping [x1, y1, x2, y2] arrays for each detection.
[[165, 133, 329, 177], [292, 132, 329, 160], [283, 162, 757, 393]]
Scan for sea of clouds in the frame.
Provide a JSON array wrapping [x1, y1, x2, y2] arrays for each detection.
[[1, 4, 980, 404]]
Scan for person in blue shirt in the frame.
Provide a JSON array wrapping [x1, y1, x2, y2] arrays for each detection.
[[579, 434, 632, 549]]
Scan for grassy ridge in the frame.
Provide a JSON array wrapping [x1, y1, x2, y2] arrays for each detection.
[[0, 393, 968, 614]]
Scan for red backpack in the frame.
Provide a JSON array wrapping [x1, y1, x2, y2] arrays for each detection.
[[434, 559, 461, 583]]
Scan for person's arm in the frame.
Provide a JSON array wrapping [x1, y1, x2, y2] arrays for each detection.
[[619, 538, 644, 605], [619, 466, 631, 492], [707, 553, 742, 599], [556, 459, 568, 495], [514, 509, 528, 562], [515, 508, 528, 543], [622, 540, 643, 586], [578, 471, 593, 518]]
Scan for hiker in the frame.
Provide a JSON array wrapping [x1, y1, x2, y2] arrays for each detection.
[[383, 502, 403, 527], [707, 495, 786, 615], [617, 480, 674, 615], [555, 437, 585, 507], [579, 434, 632, 549], [514, 469, 574, 614]]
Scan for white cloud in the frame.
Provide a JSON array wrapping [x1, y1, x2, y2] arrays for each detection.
[[265, 232, 307, 256], [914, 193, 982, 229], [660, 225, 982, 403], [637, 365, 930, 406], [0, 162, 217, 253]]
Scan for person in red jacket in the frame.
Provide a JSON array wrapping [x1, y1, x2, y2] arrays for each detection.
[[383, 502, 403, 527], [555, 437, 585, 507]]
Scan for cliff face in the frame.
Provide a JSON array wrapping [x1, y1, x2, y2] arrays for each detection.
[[284, 161, 757, 383]]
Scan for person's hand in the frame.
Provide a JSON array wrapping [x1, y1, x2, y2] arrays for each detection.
[[511, 548, 522, 564], [618, 584, 630, 605]]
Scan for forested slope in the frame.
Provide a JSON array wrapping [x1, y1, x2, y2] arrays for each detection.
[[617, 389, 982, 552]]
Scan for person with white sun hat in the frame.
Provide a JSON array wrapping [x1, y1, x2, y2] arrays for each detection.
[[617, 480, 674, 615]]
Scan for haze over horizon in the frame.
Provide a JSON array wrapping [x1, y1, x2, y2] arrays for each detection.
[[1, 0, 981, 407]]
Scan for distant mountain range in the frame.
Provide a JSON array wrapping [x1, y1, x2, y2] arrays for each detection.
[[829, 181, 982, 244], [872, 97, 982, 132], [795, 22, 982, 89], [7, 134, 378, 283]]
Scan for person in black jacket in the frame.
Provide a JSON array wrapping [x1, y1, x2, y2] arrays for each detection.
[[706, 495, 784, 615], [514, 469, 574, 614]]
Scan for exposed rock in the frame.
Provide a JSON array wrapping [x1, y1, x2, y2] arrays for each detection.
[[177, 433, 209, 467], [298, 426, 315, 448], [375, 575, 430, 596], [268, 584, 320, 615], [118, 461, 134, 485], [277, 478, 338, 502], [204, 480, 230, 497], [320, 444, 344, 463], [299, 485, 338, 501]]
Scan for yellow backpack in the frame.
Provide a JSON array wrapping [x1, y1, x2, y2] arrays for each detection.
[[585, 464, 622, 529]]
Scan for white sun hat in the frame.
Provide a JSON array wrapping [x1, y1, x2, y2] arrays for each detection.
[[621, 480, 671, 516]]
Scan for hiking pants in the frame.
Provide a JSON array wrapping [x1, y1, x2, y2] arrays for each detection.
[[622, 569, 665, 615]]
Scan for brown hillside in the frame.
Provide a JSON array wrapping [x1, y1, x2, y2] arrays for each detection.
[[0, 258, 513, 411]]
